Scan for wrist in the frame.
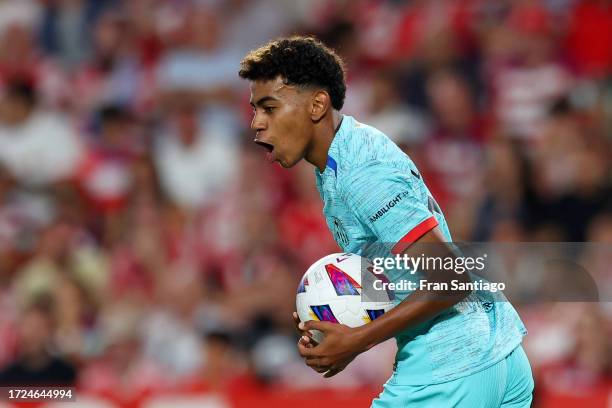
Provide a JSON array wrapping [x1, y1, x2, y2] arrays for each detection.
[[353, 324, 375, 352]]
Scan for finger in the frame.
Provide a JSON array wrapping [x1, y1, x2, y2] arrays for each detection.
[[323, 367, 343, 378], [304, 356, 330, 367], [299, 320, 335, 333], [312, 365, 329, 373], [298, 335, 315, 348], [298, 336, 314, 348], [304, 358, 331, 372], [292, 313, 302, 335], [300, 336, 319, 348], [306, 364, 329, 374], [297, 341, 318, 358], [293, 313, 318, 339]]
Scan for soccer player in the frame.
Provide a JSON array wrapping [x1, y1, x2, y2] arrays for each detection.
[[239, 36, 533, 407]]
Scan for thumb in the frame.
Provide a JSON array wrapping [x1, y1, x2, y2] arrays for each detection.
[[299, 320, 336, 333]]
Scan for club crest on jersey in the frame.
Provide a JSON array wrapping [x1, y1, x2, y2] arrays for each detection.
[[331, 217, 349, 246]]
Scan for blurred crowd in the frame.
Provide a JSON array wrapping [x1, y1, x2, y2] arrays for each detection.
[[0, 0, 609, 406]]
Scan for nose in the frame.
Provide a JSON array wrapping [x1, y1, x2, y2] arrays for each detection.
[[251, 111, 266, 132]]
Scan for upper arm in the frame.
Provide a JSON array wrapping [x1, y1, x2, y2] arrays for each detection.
[[401, 225, 456, 258], [340, 162, 439, 253], [401, 226, 471, 290]]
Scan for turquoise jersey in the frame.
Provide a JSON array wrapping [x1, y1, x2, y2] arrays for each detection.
[[315, 115, 527, 385]]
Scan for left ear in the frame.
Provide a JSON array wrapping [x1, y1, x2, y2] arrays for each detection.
[[310, 90, 331, 122]]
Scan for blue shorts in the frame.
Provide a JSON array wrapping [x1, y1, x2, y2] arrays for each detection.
[[372, 345, 534, 408]]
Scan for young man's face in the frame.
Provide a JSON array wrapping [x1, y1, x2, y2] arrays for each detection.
[[249, 77, 314, 168]]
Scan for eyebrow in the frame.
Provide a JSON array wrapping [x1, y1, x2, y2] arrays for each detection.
[[249, 96, 280, 107]]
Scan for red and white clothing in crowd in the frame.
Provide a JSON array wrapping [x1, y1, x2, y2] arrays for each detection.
[[0, 110, 83, 186]]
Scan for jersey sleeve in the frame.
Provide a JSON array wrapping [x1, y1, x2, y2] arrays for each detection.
[[339, 161, 438, 255]]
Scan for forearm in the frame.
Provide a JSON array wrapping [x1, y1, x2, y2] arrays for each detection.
[[355, 285, 470, 350], [355, 227, 472, 350]]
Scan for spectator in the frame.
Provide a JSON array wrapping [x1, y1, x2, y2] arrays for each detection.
[[73, 11, 149, 115], [153, 98, 239, 211], [363, 70, 429, 147], [484, 2, 573, 140], [77, 104, 142, 215], [38, 0, 110, 69], [421, 70, 486, 203], [155, 4, 242, 107], [0, 297, 76, 386], [0, 5, 70, 109], [0, 79, 83, 187]]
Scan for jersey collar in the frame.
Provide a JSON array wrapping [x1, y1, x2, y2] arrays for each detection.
[[320, 114, 350, 178]]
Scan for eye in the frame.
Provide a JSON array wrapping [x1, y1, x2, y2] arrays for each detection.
[[263, 106, 275, 114]]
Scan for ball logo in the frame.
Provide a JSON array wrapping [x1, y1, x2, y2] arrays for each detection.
[[325, 263, 361, 296], [297, 277, 308, 294], [336, 254, 350, 263], [310, 304, 339, 323], [363, 309, 385, 323]]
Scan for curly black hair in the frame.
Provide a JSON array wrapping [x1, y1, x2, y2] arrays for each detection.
[[239, 36, 346, 111]]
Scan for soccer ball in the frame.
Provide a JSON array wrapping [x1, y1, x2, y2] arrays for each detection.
[[296, 253, 395, 343]]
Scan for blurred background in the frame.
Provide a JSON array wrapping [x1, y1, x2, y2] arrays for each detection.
[[0, 0, 609, 407]]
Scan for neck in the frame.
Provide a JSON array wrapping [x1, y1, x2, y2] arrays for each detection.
[[305, 110, 342, 173]]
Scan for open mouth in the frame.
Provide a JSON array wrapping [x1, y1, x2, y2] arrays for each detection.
[[254, 139, 274, 153]]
